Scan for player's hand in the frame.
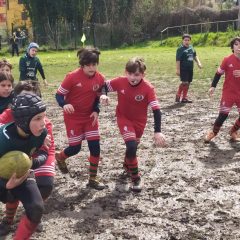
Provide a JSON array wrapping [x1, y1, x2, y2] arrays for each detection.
[[153, 132, 166, 147], [90, 112, 98, 126], [176, 70, 180, 76], [63, 104, 75, 114], [6, 171, 29, 189], [208, 87, 215, 97], [233, 70, 240, 78], [43, 79, 48, 86], [198, 63, 202, 69], [100, 95, 109, 106]]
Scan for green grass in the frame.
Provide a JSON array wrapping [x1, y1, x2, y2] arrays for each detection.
[[6, 45, 230, 103]]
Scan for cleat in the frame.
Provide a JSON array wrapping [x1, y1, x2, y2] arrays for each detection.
[[181, 98, 192, 103], [204, 131, 216, 143], [230, 131, 240, 142], [36, 221, 43, 232], [175, 95, 180, 103], [87, 178, 106, 190], [0, 219, 11, 236], [130, 177, 142, 192], [55, 152, 69, 174]]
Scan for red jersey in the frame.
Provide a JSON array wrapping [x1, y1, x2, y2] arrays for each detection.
[[0, 109, 55, 177], [106, 77, 160, 125], [57, 68, 105, 120], [217, 54, 240, 99]]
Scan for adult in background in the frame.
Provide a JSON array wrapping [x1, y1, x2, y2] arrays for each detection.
[[9, 32, 19, 57], [19, 42, 48, 86], [175, 34, 202, 103]]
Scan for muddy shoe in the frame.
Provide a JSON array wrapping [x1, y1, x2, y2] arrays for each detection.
[[36, 221, 43, 232], [204, 131, 216, 143], [55, 152, 69, 174], [175, 95, 180, 103], [181, 98, 192, 103], [0, 219, 11, 236], [130, 177, 142, 193], [87, 178, 106, 190], [230, 131, 240, 142], [120, 163, 131, 179]]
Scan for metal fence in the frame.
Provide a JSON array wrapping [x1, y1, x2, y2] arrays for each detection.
[[160, 19, 239, 44]]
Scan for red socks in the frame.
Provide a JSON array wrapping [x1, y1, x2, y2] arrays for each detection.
[[13, 215, 38, 240]]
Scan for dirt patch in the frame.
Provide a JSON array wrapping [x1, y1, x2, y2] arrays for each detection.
[[6, 91, 240, 240]]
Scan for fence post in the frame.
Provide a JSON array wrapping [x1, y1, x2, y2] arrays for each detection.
[[217, 22, 218, 32], [161, 31, 162, 45]]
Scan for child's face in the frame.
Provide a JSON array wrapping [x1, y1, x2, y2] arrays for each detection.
[[29, 48, 38, 57], [29, 111, 46, 136], [0, 65, 11, 74], [82, 63, 98, 77], [233, 40, 240, 55], [0, 80, 12, 97], [126, 70, 144, 86], [182, 37, 191, 47]]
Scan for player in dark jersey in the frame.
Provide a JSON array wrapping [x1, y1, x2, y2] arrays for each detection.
[[0, 94, 47, 239], [101, 57, 166, 192], [55, 46, 106, 190], [205, 37, 240, 143], [175, 34, 202, 103]]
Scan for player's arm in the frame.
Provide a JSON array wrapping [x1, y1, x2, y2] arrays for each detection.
[[31, 148, 48, 169], [209, 67, 224, 97], [194, 55, 202, 68], [19, 57, 27, 80]]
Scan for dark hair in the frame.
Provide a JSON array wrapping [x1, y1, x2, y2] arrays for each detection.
[[0, 59, 12, 70], [77, 46, 100, 66], [0, 72, 14, 84], [125, 57, 146, 74], [230, 37, 240, 52], [14, 80, 41, 97], [182, 34, 191, 40]]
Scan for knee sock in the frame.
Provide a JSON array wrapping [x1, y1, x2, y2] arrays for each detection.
[[88, 155, 100, 179], [125, 157, 140, 181], [176, 83, 184, 97], [4, 201, 19, 224], [230, 118, 240, 133], [182, 84, 189, 99], [13, 215, 38, 240]]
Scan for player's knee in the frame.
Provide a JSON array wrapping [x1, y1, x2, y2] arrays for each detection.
[[65, 144, 81, 156], [126, 140, 137, 159], [88, 140, 100, 157], [26, 203, 44, 223]]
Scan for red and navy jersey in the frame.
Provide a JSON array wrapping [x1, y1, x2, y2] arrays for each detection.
[[0, 109, 55, 177], [217, 54, 240, 99], [106, 77, 160, 125], [57, 68, 105, 120]]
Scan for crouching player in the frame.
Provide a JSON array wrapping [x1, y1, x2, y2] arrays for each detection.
[[0, 94, 47, 239]]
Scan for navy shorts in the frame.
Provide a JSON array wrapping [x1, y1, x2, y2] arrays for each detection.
[[180, 69, 193, 82]]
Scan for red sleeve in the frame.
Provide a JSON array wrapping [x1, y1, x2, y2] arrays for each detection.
[[106, 77, 122, 92], [0, 109, 13, 125], [217, 57, 228, 75], [57, 73, 73, 96], [148, 86, 160, 110]]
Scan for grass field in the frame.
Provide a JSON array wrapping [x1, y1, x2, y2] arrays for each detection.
[[7, 46, 231, 101]]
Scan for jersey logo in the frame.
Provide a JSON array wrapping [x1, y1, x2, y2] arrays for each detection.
[[135, 95, 144, 101], [70, 130, 75, 136], [123, 126, 128, 132], [93, 84, 100, 91], [228, 64, 233, 68], [26, 61, 30, 67], [76, 83, 82, 87], [120, 90, 125, 94]]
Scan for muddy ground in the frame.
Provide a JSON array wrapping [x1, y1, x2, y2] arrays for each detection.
[[4, 87, 240, 240]]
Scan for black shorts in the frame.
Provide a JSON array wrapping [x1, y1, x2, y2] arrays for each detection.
[[180, 69, 193, 82]]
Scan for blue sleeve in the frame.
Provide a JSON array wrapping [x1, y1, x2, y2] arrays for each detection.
[[55, 93, 66, 108]]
